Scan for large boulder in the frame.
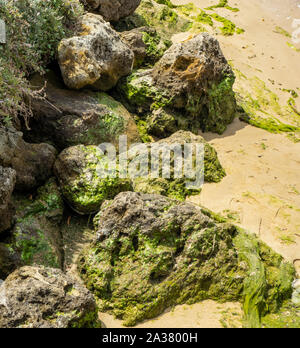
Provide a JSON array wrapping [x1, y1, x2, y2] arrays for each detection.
[[28, 73, 140, 150], [78, 192, 295, 327], [131, 130, 226, 200], [54, 145, 132, 214], [118, 33, 237, 134], [54, 131, 225, 212], [0, 166, 16, 233], [0, 266, 100, 328], [9, 179, 64, 269], [58, 13, 134, 91], [82, 0, 141, 22], [0, 128, 56, 191]]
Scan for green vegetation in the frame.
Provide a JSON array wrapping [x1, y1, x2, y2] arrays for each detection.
[[274, 26, 291, 38], [0, 0, 83, 126], [286, 42, 300, 52], [234, 68, 300, 141], [78, 201, 294, 327], [205, 0, 239, 12], [261, 301, 300, 328], [210, 13, 244, 36], [282, 89, 299, 98], [61, 146, 132, 214], [12, 179, 64, 268], [142, 31, 172, 66]]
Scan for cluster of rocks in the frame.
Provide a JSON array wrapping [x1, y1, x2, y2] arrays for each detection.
[[0, 0, 298, 328]]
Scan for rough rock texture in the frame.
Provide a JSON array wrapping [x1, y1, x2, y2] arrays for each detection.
[[54, 145, 132, 214], [0, 166, 16, 233], [118, 33, 237, 134], [131, 130, 226, 200], [27, 73, 140, 150], [0, 128, 56, 191], [0, 266, 100, 328], [58, 13, 134, 91], [82, 0, 141, 22], [292, 279, 300, 306], [114, 0, 191, 41], [120, 27, 171, 68], [8, 179, 64, 269], [78, 192, 295, 327], [0, 244, 20, 280]]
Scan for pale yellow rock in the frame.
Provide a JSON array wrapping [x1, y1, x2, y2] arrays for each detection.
[[58, 13, 134, 90]]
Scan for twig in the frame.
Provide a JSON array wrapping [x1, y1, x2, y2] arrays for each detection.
[[258, 218, 262, 236], [275, 207, 282, 219]]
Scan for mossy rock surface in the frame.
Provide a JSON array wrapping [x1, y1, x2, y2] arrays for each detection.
[[28, 72, 140, 150], [130, 130, 226, 200], [77, 192, 295, 327], [9, 178, 64, 269], [54, 145, 132, 215], [120, 26, 172, 69], [118, 33, 237, 135], [114, 0, 192, 40]]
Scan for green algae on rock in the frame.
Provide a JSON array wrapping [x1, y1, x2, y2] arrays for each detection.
[[234, 68, 300, 141], [77, 192, 295, 327], [29, 72, 140, 150], [9, 178, 64, 269], [54, 145, 132, 215], [114, 0, 192, 39], [130, 130, 226, 200], [118, 33, 237, 135], [120, 26, 172, 69]]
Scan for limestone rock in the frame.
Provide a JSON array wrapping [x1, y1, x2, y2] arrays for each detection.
[[0, 128, 56, 191], [0, 266, 100, 328], [54, 145, 132, 214], [28, 72, 140, 150], [58, 13, 134, 90], [82, 0, 141, 22], [78, 192, 294, 327], [0, 166, 16, 233], [118, 33, 237, 134]]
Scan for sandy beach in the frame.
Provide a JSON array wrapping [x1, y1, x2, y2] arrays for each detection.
[[99, 0, 300, 328]]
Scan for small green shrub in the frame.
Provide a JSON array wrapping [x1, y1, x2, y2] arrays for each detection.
[[0, 0, 83, 126]]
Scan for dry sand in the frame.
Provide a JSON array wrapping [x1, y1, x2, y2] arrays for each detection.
[[100, 0, 300, 328]]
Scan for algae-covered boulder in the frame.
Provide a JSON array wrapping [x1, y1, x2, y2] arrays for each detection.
[[78, 192, 295, 327], [118, 33, 237, 134], [114, 0, 191, 40], [0, 166, 16, 233], [0, 266, 100, 328], [9, 179, 64, 269], [131, 130, 226, 200], [54, 145, 132, 214], [28, 73, 140, 150], [120, 27, 172, 68], [82, 0, 141, 22], [58, 13, 134, 90], [0, 128, 56, 191]]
